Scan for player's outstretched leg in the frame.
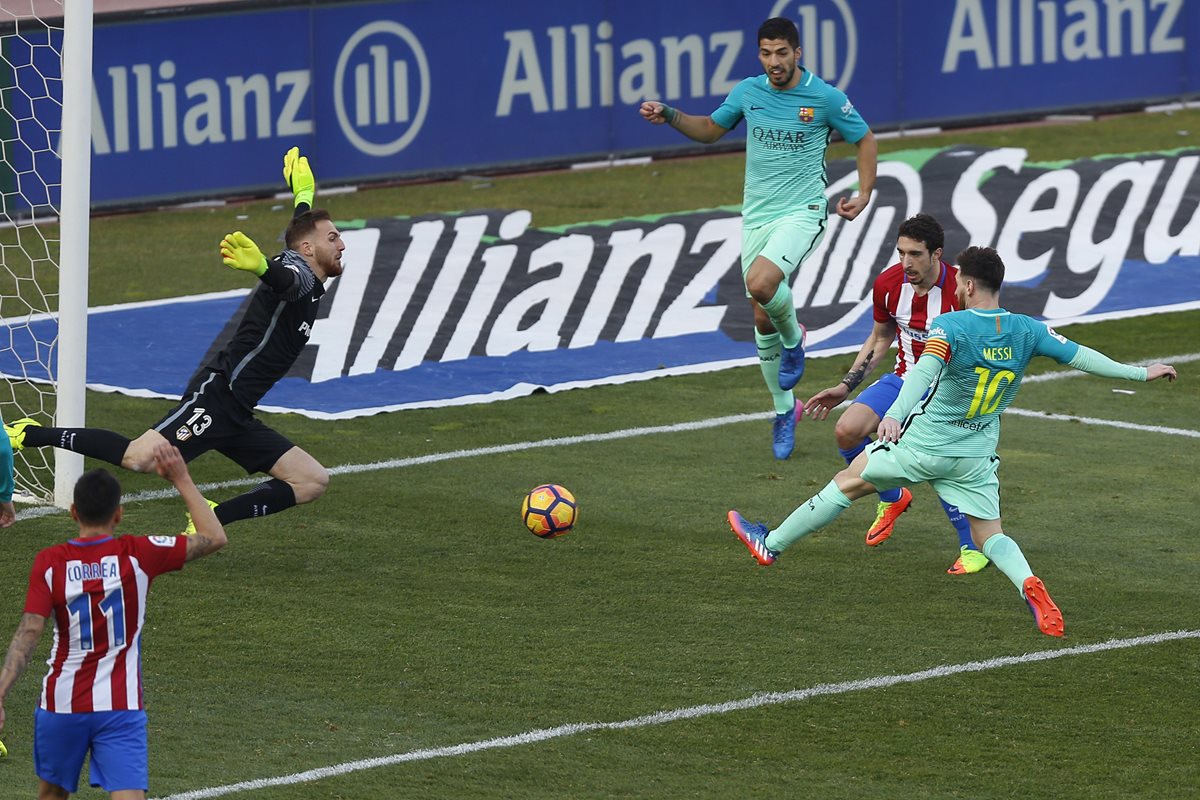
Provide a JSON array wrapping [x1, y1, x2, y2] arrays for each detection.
[[6, 418, 131, 466]]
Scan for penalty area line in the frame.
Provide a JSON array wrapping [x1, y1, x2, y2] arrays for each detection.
[[152, 629, 1200, 800]]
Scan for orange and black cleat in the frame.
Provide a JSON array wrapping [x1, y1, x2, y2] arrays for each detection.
[[865, 487, 913, 546]]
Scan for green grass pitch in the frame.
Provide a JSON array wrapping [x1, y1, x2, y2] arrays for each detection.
[[0, 111, 1197, 799]]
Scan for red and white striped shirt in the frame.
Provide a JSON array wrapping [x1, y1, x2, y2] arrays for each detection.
[[872, 260, 959, 377], [24, 534, 187, 713]]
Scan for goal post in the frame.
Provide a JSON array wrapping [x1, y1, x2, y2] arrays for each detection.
[[54, 0, 92, 508], [0, 0, 92, 507]]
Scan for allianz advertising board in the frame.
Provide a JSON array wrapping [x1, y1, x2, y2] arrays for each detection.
[[1, 0, 1196, 208]]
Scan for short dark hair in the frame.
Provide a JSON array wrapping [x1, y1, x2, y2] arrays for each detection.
[[896, 213, 944, 255], [74, 469, 122, 525], [758, 17, 800, 48], [285, 208, 333, 250], [956, 246, 1006, 293]]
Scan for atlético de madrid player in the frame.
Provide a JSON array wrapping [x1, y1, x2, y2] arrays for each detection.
[[0, 444, 225, 799], [801, 214, 989, 575]]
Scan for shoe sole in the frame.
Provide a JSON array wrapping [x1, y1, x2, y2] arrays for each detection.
[[865, 489, 912, 546], [727, 510, 775, 566], [1023, 577, 1065, 637]]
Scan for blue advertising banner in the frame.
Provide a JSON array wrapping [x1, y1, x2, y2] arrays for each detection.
[[1, 147, 1196, 418], [1, 0, 1197, 209]]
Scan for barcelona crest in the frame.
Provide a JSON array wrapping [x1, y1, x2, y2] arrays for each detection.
[[798, 106, 815, 123]]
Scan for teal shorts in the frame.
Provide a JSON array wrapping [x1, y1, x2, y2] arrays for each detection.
[[740, 209, 827, 296], [860, 440, 1002, 520]]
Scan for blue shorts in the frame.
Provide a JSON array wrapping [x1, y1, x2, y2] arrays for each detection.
[[854, 372, 905, 419], [33, 708, 149, 794]]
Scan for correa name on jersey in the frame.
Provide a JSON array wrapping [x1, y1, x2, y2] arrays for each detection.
[[65, 560, 121, 582], [0, 146, 1195, 419]]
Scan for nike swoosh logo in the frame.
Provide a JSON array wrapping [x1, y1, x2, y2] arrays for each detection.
[[311, 296, 320, 302], [781, 255, 792, 264], [750, 105, 764, 111]]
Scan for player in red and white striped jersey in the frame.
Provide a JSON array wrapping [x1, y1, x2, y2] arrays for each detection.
[[803, 214, 988, 575], [0, 444, 225, 799]]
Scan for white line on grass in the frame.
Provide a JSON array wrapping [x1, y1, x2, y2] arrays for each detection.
[[14, 350, 1199, 522], [1003, 407, 1200, 438], [153, 629, 1200, 800]]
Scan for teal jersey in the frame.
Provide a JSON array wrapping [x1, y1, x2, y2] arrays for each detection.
[[897, 309, 1080, 457], [711, 70, 869, 228]]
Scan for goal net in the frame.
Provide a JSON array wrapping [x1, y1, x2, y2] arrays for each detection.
[[0, 0, 92, 507]]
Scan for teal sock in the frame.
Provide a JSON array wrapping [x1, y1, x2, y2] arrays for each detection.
[[762, 282, 802, 349], [755, 329, 795, 415], [765, 479, 853, 552], [981, 533, 1034, 593]]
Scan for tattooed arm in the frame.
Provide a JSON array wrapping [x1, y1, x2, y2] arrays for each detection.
[[0, 613, 46, 732], [151, 443, 227, 562], [803, 320, 897, 421]]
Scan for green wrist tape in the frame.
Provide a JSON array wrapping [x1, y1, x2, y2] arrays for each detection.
[[661, 105, 676, 123]]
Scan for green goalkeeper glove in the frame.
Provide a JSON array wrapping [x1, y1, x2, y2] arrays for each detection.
[[220, 231, 268, 277], [282, 145, 315, 208]]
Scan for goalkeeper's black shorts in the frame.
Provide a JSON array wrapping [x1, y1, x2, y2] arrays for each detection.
[[152, 370, 295, 474]]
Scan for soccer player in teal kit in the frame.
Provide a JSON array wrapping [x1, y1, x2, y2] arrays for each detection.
[[728, 247, 1177, 636], [640, 16, 877, 460]]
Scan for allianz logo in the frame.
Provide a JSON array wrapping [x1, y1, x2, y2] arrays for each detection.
[[332, 20, 431, 157], [88, 20, 431, 158]]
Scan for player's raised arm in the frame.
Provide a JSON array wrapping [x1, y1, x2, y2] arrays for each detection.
[[220, 231, 268, 278], [283, 146, 315, 215], [638, 101, 729, 143], [152, 443, 226, 561]]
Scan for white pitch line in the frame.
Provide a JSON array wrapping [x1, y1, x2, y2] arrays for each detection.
[[14, 366, 1199, 523], [1003, 407, 1200, 438], [153, 629, 1200, 800]]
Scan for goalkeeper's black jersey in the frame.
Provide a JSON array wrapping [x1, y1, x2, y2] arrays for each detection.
[[197, 250, 324, 411]]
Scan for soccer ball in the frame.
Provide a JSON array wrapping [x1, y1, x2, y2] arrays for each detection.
[[521, 484, 577, 538]]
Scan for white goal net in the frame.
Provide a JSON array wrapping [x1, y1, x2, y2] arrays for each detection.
[[0, 0, 91, 506]]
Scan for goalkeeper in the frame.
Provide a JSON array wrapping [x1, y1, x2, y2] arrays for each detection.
[[7, 147, 346, 530]]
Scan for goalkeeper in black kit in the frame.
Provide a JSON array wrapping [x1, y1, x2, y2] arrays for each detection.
[[7, 147, 347, 531]]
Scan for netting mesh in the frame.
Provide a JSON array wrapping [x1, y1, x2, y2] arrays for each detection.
[[1, 2, 66, 502]]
